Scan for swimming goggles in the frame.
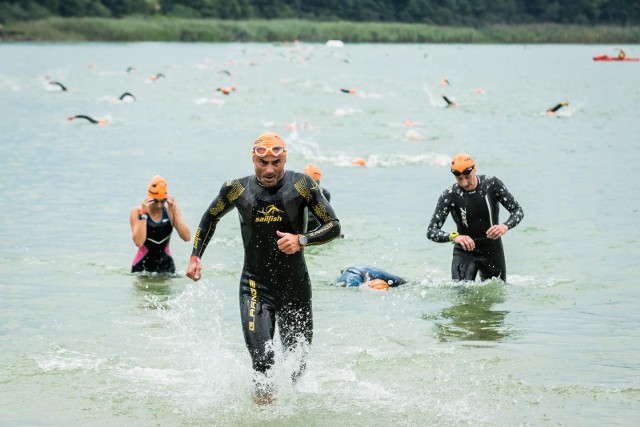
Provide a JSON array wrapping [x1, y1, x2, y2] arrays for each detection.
[[451, 166, 474, 176], [253, 146, 286, 157], [151, 199, 166, 204]]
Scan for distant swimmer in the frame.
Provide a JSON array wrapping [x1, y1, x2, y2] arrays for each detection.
[[439, 79, 450, 86], [126, 66, 136, 73], [546, 101, 569, 115], [335, 265, 408, 290], [49, 81, 67, 91], [442, 95, 457, 108], [340, 88, 357, 94], [119, 92, 136, 101], [217, 87, 231, 95], [220, 69, 232, 76], [150, 73, 165, 81], [67, 115, 107, 125], [618, 49, 626, 60]]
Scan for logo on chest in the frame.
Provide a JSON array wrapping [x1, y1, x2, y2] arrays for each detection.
[[255, 204, 283, 223], [460, 207, 469, 227]]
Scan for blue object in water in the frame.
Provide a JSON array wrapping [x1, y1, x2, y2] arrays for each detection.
[[335, 265, 408, 287]]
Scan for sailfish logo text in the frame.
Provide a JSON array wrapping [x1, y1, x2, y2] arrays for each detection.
[[256, 205, 283, 223]]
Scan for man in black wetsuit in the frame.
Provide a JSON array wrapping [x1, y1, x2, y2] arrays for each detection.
[[186, 132, 341, 403], [427, 153, 524, 282]]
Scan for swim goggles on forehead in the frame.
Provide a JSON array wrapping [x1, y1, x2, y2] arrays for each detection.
[[451, 166, 474, 176], [252, 145, 286, 157]]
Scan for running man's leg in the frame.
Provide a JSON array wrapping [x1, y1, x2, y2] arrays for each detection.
[[277, 301, 313, 382], [239, 274, 277, 374]]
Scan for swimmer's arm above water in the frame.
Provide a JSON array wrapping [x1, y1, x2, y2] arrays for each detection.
[[187, 183, 236, 281]]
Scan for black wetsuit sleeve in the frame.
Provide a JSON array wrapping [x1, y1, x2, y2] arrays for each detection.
[[191, 181, 238, 259], [296, 176, 340, 245], [493, 177, 524, 229], [427, 189, 453, 243]]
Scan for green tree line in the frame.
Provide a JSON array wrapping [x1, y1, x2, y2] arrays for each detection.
[[2, 0, 639, 26]]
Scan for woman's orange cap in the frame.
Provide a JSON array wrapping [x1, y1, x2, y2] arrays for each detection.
[[451, 153, 475, 173], [303, 163, 322, 181], [148, 175, 167, 200]]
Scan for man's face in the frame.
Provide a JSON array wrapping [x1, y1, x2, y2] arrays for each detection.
[[253, 155, 286, 187], [454, 168, 478, 192]]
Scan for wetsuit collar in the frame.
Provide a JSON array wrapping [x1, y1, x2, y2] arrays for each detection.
[[255, 171, 286, 189]]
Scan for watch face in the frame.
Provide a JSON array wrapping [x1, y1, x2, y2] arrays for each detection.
[[299, 235, 308, 246]]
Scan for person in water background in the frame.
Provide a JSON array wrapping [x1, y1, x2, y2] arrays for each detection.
[[335, 265, 408, 290], [618, 49, 626, 59], [426, 153, 524, 282], [302, 163, 332, 233], [130, 175, 190, 274], [546, 101, 569, 115], [186, 131, 341, 404], [67, 114, 108, 125]]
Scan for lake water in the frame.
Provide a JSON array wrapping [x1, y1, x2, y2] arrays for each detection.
[[1, 42, 639, 426]]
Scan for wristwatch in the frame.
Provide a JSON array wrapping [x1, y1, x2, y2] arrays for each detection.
[[298, 234, 308, 246]]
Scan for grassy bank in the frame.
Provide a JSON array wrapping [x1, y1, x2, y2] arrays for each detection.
[[2, 17, 640, 43]]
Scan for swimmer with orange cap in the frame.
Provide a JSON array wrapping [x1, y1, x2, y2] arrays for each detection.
[[130, 175, 191, 275], [546, 101, 569, 116], [426, 153, 524, 282], [186, 131, 341, 404], [68, 115, 108, 125], [335, 265, 408, 290], [302, 163, 332, 232]]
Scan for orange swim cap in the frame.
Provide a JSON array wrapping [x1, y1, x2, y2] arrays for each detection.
[[303, 163, 322, 181], [253, 131, 287, 157], [352, 158, 367, 166], [450, 153, 475, 173], [366, 279, 389, 291], [148, 175, 167, 200]]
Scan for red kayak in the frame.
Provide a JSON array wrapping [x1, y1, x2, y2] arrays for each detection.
[[593, 55, 640, 62]]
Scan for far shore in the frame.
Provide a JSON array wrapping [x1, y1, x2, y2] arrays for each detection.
[[2, 18, 640, 43]]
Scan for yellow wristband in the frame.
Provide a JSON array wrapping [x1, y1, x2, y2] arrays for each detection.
[[449, 232, 459, 241]]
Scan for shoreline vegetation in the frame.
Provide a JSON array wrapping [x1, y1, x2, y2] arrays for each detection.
[[1, 17, 639, 43]]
